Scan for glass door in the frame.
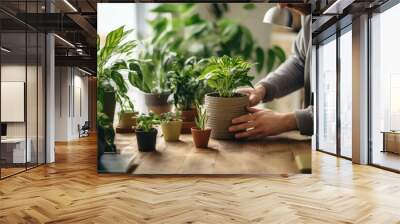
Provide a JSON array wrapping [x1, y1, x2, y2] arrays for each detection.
[[339, 28, 352, 159], [317, 36, 337, 154], [370, 2, 400, 171]]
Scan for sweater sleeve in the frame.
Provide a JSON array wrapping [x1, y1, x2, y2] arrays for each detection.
[[295, 105, 313, 136], [257, 24, 306, 102]]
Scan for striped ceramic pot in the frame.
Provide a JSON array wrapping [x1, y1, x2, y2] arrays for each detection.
[[204, 93, 249, 139]]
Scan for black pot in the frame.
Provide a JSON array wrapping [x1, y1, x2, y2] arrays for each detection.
[[136, 128, 158, 152], [103, 90, 116, 121]]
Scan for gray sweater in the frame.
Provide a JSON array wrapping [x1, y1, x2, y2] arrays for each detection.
[[257, 15, 313, 136]]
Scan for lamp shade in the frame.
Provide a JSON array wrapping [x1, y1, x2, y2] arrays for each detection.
[[263, 6, 293, 29]]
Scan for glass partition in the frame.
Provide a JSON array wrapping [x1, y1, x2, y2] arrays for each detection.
[[0, 1, 46, 179], [317, 36, 337, 154]]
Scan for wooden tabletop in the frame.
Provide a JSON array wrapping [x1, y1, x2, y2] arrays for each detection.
[[99, 131, 311, 175]]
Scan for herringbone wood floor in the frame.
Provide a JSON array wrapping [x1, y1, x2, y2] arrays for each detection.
[[1, 135, 400, 224]]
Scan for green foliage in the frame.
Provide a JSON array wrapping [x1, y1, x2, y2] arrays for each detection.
[[167, 56, 208, 110], [267, 45, 287, 73], [97, 101, 116, 153], [160, 111, 182, 124], [137, 113, 160, 132], [128, 42, 179, 94], [199, 56, 254, 97], [147, 3, 276, 74], [97, 26, 137, 152], [195, 104, 208, 130]]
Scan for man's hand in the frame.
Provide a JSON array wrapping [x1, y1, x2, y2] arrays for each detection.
[[229, 107, 298, 139], [237, 85, 266, 107]]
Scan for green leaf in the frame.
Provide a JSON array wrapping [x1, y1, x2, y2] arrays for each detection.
[[243, 3, 256, 10], [255, 47, 265, 72], [151, 4, 181, 13], [267, 48, 277, 73], [272, 45, 286, 62]]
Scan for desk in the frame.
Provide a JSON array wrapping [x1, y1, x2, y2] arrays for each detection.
[[1, 138, 31, 164], [382, 131, 400, 154], [100, 132, 311, 175]]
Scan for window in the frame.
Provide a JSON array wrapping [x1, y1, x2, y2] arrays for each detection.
[[339, 28, 352, 158], [317, 36, 337, 154], [370, 2, 400, 171]]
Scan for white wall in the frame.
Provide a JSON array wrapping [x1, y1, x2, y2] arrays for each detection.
[[55, 67, 89, 141]]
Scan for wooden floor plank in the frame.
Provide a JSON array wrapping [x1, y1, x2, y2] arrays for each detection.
[[0, 135, 399, 223]]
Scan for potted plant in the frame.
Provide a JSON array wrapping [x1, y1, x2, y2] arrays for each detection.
[[191, 104, 211, 148], [128, 42, 177, 115], [98, 26, 136, 120], [135, 113, 160, 152], [160, 111, 182, 142], [97, 26, 137, 152], [199, 55, 254, 139], [117, 98, 137, 132], [167, 56, 208, 133]]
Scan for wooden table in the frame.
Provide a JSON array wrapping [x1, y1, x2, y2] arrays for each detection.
[[99, 131, 311, 175]]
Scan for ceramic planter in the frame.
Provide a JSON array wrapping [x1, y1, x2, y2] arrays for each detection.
[[118, 111, 138, 129], [191, 127, 211, 148], [136, 128, 158, 152], [143, 92, 171, 115], [204, 93, 249, 139], [103, 91, 116, 121], [181, 109, 197, 134], [161, 120, 183, 142]]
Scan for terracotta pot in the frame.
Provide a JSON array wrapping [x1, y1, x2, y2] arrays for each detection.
[[136, 128, 158, 152], [103, 90, 116, 121], [143, 92, 171, 115], [191, 127, 211, 148], [204, 93, 249, 139], [118, 111, 138, 129], [181, 109, 197, 122], [161, 120, 182, 142]]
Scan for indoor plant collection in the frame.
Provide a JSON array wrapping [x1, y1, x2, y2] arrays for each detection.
[[132, 55, 255, 152]]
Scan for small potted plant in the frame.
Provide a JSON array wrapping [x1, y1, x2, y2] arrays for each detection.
[[135, 113, 160, 152], [160, 111, 183, 142], [199, 55, 254, 139], [191, 104, 211, 148], [167, 56, 207, 133], [116, 98, 137, 133]]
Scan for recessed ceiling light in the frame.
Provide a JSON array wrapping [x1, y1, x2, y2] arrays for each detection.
[[1, 47, 11, 53], [63, 0, 78, 12], [78, 67, 92, 76], [54, 34, 75, 48]]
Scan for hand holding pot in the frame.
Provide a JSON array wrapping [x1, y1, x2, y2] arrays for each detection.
[[237, 85, 266, 107], [229, 107, 297, 139]]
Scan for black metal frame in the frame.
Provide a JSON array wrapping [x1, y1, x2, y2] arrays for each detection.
[[0, 0, 48, 180], [367, 0, 400, 173]]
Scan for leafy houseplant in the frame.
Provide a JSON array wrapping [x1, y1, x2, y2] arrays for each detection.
[[97, 26, 137, 152], [199, 55, 254, 139], [191, 104, 211, 148], [167, 56, 208, 133], [160, 111, 183, 142], [135, 113, 160, 152], [147, 3, 286, 74], [128, 42, 178, 115]]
